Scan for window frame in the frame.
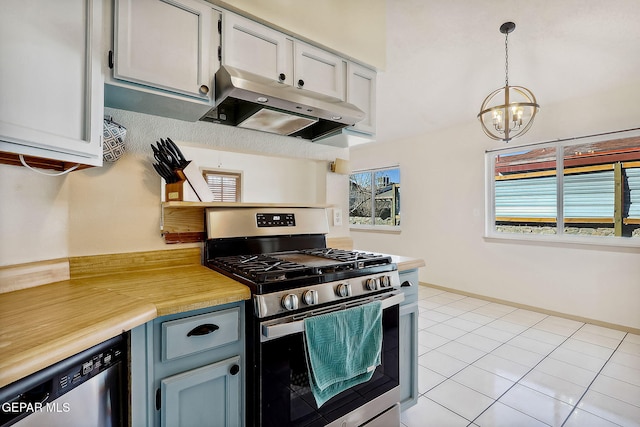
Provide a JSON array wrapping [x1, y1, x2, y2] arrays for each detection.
[[349, 165, 401, 232], [485, 128, 640, 248], [201, 169, 242, 202]]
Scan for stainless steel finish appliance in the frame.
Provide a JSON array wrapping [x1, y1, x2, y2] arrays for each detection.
[[0, 335, 126, 427], [200, 65, 365, 141], [205, 207, 402, 427]]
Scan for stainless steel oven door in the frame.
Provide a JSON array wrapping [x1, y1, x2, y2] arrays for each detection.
[[250, 292, 403, 427]]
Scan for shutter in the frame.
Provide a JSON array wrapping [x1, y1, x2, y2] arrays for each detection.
[[204, 172, 240, 202]]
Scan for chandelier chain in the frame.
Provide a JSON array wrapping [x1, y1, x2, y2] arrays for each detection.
[[504, 32, 509, 87]]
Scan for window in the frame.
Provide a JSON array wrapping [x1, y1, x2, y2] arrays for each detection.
[[202, 170, 241, 202], [349, 167, 400, 228], [486, 129, 640, 244]]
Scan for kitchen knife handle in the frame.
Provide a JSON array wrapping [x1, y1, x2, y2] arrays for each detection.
[[187, 323, 219, 337]]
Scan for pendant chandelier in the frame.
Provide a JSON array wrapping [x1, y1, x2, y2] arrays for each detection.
[[478, 22, 539, 142]]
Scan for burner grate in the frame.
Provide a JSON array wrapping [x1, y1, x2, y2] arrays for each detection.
[[209, 254, 316, 283], [209, 248, 394, 286]]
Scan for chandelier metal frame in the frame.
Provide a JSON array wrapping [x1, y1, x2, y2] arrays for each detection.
[[478, 22, 540, 142]]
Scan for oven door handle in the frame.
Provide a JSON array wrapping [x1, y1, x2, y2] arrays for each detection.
[[261, 292, 404, 340]]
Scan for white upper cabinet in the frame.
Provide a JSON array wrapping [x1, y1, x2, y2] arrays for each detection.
[[347, 62, 376, 134], [221, 11, 293, 86], [294, 42, 345, 101], [0, 0, 103, 166], [106, 0, 219, 121], [221, 12, 346, 101]]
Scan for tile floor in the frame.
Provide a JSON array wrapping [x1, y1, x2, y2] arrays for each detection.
[[401, 285, 640, 427]]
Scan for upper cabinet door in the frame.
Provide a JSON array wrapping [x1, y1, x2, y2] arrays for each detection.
[[347, 62, 377, 134], [0, 0, 103, 166], [114, 0, 215, 101], [221, 12, 293, 86], [294, 42, 345, 101]]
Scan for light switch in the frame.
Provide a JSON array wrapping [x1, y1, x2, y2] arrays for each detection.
[[333, 208, 343, 226]]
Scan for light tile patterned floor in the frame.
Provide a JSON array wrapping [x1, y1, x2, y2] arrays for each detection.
[[401, 285, 640, 427]]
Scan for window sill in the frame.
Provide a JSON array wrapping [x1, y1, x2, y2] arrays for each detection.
[[349, 225, 402, 234], [484, 231, 640, 250]]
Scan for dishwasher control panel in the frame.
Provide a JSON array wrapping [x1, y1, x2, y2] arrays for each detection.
[[59, 347, 123, 392]]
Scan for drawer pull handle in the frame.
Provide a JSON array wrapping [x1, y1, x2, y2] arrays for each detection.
[[187, 323, 219, 337], [401, 281, 413, 287]]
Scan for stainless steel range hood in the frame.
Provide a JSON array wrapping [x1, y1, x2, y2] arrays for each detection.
[[200, 65, 365, 141]]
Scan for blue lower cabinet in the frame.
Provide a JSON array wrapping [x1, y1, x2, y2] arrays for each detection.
[[161, 355, 242, 427], [130, 302, 245, 426], [398, 269, 419, 411]]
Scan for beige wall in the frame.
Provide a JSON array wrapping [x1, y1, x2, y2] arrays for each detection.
[[350, 81, 640, 329], [0, 108, 349, 264], [0, 165, 70, 265], [208, 0, 386, 69]]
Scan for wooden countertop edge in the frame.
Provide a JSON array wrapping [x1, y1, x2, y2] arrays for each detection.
[[395, 257, 426, 271], [0, 303, 157, 388]]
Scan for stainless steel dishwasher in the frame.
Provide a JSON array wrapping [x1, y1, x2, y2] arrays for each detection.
[[0, 334, 127, 427]]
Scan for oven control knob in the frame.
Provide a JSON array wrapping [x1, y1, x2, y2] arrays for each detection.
[[335, 283, 351, 298], [365, 278, 378, 291], [302, 290, 319, 305], [379, 275, 391, 288], [281, 294, 299, 311]]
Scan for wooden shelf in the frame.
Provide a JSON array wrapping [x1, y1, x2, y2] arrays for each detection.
[[162, 201, 330, 208], [161, 202, 332, 243]]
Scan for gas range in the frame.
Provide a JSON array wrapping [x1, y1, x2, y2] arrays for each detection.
[[204, 207, 400, 318], [203, 206, 403, 427]]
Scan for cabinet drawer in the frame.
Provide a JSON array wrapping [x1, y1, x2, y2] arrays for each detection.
[[161, 307, 240, 361]]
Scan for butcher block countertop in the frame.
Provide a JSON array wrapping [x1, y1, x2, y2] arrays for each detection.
[[389, 254, 426, 271], [0, 248, 250, 388], [0, 247, 423, 389]]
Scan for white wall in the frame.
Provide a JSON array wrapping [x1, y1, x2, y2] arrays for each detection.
[[350, 81, 640, 329]]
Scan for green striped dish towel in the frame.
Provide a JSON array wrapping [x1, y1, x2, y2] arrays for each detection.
[[303, 300, 383, 407]]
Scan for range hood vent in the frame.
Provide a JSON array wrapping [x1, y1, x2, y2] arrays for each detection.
[[200, 65, 364, 141]]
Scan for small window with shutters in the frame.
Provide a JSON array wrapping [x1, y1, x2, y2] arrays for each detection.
[[202, 170, 241, 202]]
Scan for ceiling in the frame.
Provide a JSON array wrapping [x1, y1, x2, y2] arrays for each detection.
[[374, 0, 640, 144]]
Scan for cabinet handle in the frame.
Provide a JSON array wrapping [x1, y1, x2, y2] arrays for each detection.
[[199, 84, 210, 95], [401, 281, 413, 287], [297, 79, 304, 88], [230, 364, 240, 376], [278, 73, 286, 82], [187, 323, 219, 337]]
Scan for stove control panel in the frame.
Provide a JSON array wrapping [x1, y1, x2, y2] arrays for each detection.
[[253, 270, 401, 318], [256, 213, 296, 227]]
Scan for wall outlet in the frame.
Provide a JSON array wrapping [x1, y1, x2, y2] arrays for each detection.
[[333, 208, 343, 226]]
